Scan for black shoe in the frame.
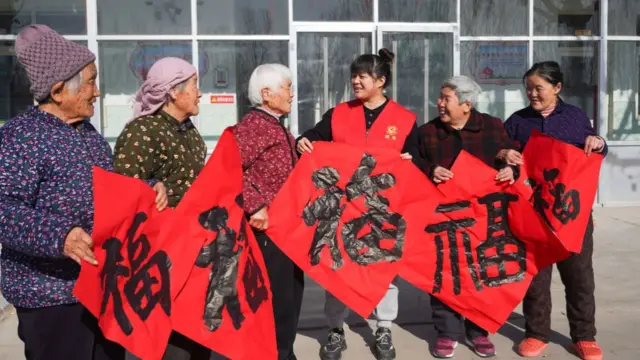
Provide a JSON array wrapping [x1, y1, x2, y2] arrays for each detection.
[[374, 328, 396, 360], [319, 328, 347, 360]]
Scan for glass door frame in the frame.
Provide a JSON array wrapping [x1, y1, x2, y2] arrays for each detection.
[[376, 23, 460, 123], [290, 22, 376, 136]]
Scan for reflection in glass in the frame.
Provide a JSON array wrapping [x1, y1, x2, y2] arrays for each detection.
[[296, 33, 372, 134], [0, 42, 31, 126], [0, 0, 86, 35], [97, 0, 191, 35], [534, 41, 598, 122], [607, 42, 640, 141], [608, 0, 640, 36], [382, 32, 453, 125], [461, 41, 529, 120], [461, 0, 528, 36], [198, 41, 288, 148], [197, 0, 288, 35], [99, 41, 193, 141], [293, 0, 372, 21], [379, 0, 455, 23], [534, 0, 599, 36]]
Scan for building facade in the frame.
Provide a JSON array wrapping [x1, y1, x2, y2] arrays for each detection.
[[0, 0, 639, 206]]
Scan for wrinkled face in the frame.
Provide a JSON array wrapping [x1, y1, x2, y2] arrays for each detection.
[[525, 74, 561, 112], [55, 63, 100, 123], [437, 87, 470, 124], [351, 72, 385, 101], [263, 79, 293, 115], [171, 75, 201, 117]]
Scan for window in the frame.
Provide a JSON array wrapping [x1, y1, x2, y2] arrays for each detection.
[[534, 41, 599, 122], [0, 42, 32, 127], [534, 0, 599, 36], [0, 0, 86, 35], [293, 0, 372, 22], [607, 42, 640, 141], [296, 33, 372, 134], [461, 0, 528, 36], [378, 0, 455, 23], [461, 41, 529, 120], [608, 0, 640, 36], [197, 0, 288, 35], [99, 41, 193, 142], [97, 0, 191, 35], [198, 41, 288, 148]]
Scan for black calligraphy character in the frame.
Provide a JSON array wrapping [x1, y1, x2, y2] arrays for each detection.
[[243, 245, 269, 313], [303, 167, 346, 270], [527, 168, 581, 229], [476, 193, 527, 287], [100, 212, 172, 335], [100, 237, 133, 335], [196, 206, 244, 331], [342, 154, 406, 266], [425, 201, 479, 295]]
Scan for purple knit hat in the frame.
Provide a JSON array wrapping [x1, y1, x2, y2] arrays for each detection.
[[15, 24, 96, 102]]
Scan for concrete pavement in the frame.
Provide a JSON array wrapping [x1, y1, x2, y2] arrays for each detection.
[[1, 207, 639, 359]]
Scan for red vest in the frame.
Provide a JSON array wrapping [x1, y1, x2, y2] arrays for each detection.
[[331, 99, 416, 152]]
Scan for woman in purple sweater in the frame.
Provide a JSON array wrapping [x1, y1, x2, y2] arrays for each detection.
[[500, 61, 606, 360]]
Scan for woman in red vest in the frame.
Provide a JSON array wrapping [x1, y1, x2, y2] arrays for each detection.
[[296, 48, 420, 360]]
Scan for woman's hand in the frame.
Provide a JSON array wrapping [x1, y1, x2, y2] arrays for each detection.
[[153, 182, 168, 211], [497, 149, 523, 166], [433, 166, 454, 184], [249, 208, 269, 231], [495, 166, 515, 185], [400, 152, 412, 161], [296, 137, 314, 154], [584, 135, 605, 155]]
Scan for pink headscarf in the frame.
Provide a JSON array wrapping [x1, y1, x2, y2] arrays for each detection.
[[131, 57, 197, 121]]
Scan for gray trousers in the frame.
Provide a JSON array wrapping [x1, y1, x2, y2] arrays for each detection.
[[325, 282, 399, 329]]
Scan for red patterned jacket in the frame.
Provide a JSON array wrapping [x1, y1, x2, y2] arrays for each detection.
[[232, 108, 297, 215]]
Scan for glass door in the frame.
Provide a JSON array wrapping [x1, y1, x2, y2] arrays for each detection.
[[291, 24, 375, 135], [377, 24, 457, 125]]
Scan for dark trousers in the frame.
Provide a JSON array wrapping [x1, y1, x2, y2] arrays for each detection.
[[431, 297, 487, 341], [16, 303, 124, 360], [256, 231, 305, 360], [523, 216, 596, 343], [160, 331, 211, 360]]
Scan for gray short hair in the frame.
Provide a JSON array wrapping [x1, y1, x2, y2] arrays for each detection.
[[64, 71, 83, 95], [248, 64, 292, 107], [442, 75, 482, 107]]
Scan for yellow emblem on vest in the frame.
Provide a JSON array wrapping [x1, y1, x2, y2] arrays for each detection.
[[385, 125, 398, 140]]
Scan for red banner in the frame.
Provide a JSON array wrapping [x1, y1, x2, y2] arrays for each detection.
[[171, 129, 277, 360], [400, 151, 569, 333], [521, 130, 603, 253], [267, 142, 441, 318], [74, 168, 205, 360]]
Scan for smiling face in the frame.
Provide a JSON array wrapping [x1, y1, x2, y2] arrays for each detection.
[[437, 86, 471, 124], [52, 63, 100, 123], [262, 79, 293, 115], [525, 74, 562, 112], [170, 75, 202, 117], [351, 72, 385, 101]]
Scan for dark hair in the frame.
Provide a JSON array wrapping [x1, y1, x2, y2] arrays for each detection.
[[350, 48, 395, 88], [523, 61, 564, 86]]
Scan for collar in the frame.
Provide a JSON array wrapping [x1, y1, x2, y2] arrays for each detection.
[[32, 106, 91, 131], [253, 107, 286, 124], [526, 97, 566, 118], [436, 109, 484, 140], [159, 111, 195, 132], [363, 97, 390, 112]]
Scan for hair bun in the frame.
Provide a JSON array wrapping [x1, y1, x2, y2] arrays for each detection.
[[378, 48, 395, 64]]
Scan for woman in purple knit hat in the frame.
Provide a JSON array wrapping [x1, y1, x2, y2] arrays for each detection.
[[0, 25, 166, 360]]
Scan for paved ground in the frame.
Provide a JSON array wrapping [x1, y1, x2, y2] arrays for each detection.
[[1, 207, 639, 359]]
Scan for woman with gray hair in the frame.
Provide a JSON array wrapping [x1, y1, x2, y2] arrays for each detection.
[[417, 75, 520, 359], [231, 63, 303, 360]]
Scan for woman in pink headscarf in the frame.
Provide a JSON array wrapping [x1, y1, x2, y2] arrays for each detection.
[[113, 57, 209, 360]]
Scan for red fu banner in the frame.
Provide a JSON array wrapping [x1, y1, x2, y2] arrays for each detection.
[[74, 167, 205, 360], [522, 130, 604, 253], [400, 151, 569, 333], [267, 142, 441, 318], [171, 129, 277, 360]]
